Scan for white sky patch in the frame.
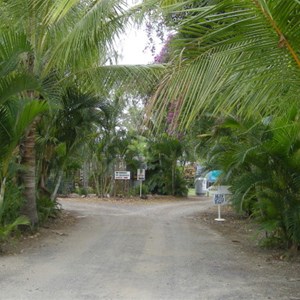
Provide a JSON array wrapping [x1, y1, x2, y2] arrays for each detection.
[[116, 0, 165, 65], [118, 28, 152, 65], [117, 25, 164, 65]]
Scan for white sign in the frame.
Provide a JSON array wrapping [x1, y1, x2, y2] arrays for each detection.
[[137, 169, 145, 181], [115, 171, 131, 180], [211, 186, 231, 206], [211, 186, 231, 221]]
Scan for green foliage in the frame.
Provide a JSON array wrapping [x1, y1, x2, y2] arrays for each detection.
[[204, 112, 300, 249], [0, 0, 164, 224], [151, 0, 300, 130], [0, 181, 30, 246], [146, 135, 188, 196], [75, 186, 88, 196], [0, 100, 48, 177], [0, 181, 24, 225], [36, 196, 61, 224], [130, 184, 149, 197], [173, 170, 188, 197], [147, 168, 188, 196], [0, 216, 29, 242]]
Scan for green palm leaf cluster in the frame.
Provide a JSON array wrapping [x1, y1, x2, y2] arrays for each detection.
[[146, 134, 188, 196], [0, 216, 29, 244], [0, 100, 48, 207], [150, 0, 300, 128]]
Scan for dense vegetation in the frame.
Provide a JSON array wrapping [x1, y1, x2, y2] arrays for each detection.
[[1, 0, 300, 253], [149, 0, 300, 252], [0, 0, 189, 242]]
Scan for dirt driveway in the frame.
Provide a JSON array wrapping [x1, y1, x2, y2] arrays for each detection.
[[0, 197, 299, 300]]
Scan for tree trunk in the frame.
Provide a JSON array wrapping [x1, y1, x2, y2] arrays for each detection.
[[83, 161, 89, 191], [20, 122, 38, 226], [0, 177, 7, 220], [38, 161, 51, 198], [172, 160, 176, 196], [92, 172, 100, 197], [51, 170, 63, 201]]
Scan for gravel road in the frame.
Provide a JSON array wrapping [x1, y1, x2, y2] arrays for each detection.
[[0, 197, 299, 300]]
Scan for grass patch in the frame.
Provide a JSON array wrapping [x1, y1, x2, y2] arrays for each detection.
[[188, 188, 195, 196]]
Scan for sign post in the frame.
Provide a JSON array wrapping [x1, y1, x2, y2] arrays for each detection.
[[114, 171, 131, 197], [211, 186, 231, 222], [213, 194, 226, 221], [137, 169, 145, 197]]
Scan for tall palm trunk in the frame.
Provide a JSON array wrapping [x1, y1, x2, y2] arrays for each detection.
[[20, 121, 38, 226], [18, 50, 39, 226]]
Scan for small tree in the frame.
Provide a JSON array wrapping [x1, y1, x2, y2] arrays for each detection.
[[147, 135, 188, 196]]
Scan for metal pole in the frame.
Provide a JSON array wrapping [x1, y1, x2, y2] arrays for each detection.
[[215, 204, 225, 221]]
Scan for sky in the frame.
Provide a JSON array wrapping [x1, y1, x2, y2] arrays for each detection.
[[118, 23, 165, 65], [117, 0, 164, 65], [118, 27, 155, 65]]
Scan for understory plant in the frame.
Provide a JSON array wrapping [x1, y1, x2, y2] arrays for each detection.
[[205, 111, 300, 251], [0, 182, 29, 246], [146, 135, 188, 196], [0, 216, 29, 246]]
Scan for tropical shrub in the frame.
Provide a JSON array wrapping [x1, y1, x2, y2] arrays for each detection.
[[146, 136, 188, 196], [130, 184, 149, 197], [0, 216, 29, 245], [0, 183, 29, 248], [0, 181, 25, 226], [36, 196, 61, 224], [205, 112, 300, 250]]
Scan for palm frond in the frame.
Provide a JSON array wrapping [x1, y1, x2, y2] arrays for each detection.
[[70, 64, 165, 96], [149, 0, 300, 129], [14, 100, 49, 138], [0, 31, 31, 77], [0, 73, 42, 105], [43, 0, 130, 74]]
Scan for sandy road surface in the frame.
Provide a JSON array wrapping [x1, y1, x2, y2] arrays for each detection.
[[0, 197, 299, 300]]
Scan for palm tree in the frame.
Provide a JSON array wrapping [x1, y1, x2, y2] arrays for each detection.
[[36, 87, 110, 200], [0, 99, 47, 213], [149, 0, 300, 129], [146, 135, 187, 196]]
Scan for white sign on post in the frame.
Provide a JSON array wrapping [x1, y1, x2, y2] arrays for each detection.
[[137, 169, 145, 181], [212, 186, 231, 222], [115, 171, 131, 180]]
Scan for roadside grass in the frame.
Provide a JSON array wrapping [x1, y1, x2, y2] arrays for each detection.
[[188, 188, 195, 196]]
